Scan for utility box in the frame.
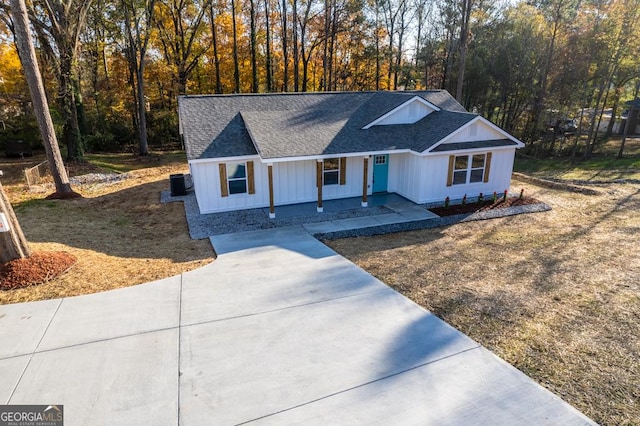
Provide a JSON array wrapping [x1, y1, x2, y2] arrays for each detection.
[[170, 174, 187, 196], [0, 212, 9, 233]]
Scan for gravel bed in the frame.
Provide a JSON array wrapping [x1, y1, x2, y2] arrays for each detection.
[[28, 172, 130, 192], [313, 203, 551, 240], [161, 189, 394, 239], [69, 172, 130, 186], [162, 182, 551, 240]]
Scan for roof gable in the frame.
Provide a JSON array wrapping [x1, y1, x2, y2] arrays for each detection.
[[362, 96, 440, 129], [426, 116, 525, 153]]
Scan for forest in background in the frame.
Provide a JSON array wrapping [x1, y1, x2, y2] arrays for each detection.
[[0, 0, 639, 160]]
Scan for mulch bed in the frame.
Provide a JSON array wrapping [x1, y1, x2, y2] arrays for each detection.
[[429, 196, 541, 216], [1, 252, 77, 291]]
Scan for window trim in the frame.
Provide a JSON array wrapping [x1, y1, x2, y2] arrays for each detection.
[[447, 153, 490, 186], [219, 160, 256, 197], [226, 162, 248, 195], [322, 157, 347, 186], [322, 158, 340, 186]]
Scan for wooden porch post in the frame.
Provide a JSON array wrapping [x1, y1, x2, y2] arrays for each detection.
[[316, 159, 323, 212], [361, 156, 369, 207], [268, 164, 275, 218]]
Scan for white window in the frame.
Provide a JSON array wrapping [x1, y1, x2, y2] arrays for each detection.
[[374, 155, 387, 165], [227, 162, 247, 194], [323, 158, 340, 185], [453, 154, 486, 185]]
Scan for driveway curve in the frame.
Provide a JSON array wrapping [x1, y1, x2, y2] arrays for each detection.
[[0, 226, 594, 425]]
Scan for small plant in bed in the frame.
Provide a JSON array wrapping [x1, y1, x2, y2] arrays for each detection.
[[429, 192, 540, 217]]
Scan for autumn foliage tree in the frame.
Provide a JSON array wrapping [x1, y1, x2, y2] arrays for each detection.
[[0, 0, 638, 158]]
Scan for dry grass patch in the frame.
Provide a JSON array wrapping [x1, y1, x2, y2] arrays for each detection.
[[326, 178, 640, 425], [0, 153, 214, 304]]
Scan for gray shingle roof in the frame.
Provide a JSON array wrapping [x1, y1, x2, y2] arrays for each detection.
[[179, 91, 480, 161], [430, 139, 518, 152]]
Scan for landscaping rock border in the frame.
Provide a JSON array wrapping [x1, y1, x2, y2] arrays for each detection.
[[162, 180, 552, 240], [313, 203, 552, 241]]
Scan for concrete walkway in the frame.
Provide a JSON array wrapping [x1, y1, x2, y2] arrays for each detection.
[[0, 227, 594, 425]]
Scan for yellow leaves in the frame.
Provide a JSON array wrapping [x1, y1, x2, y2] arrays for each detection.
[[0, 42, 28, 97]]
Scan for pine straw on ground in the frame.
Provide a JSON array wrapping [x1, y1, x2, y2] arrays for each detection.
[[326, 178, 640, 426], [0, 156, 214, 304]]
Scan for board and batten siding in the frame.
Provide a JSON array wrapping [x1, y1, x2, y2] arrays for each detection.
[[320, 157, 365, 201], [445, 120, 507, 143], [272, 160, 316, 204], [387, 152, 424, 203], [191, 157, 367, 213], [374, 100, 435, 126], [190, 159, 269, 213], [419, 149, 516, 203], [273, 157, 364, 205]]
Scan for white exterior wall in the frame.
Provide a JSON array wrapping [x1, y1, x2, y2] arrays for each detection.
[[419, 149, 516, 203], [319, 157, 366, 201], [191, 156, 367, 213], [375, 101, 434, 126], [445, 121, 506, 143], [388, 153, 423, 203], [190, 149, 517, 213], [272, 157, 363, 205], [190, 158, 269, 214]]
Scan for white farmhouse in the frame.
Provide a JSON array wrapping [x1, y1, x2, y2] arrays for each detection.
[[178, 91, 524, 217]]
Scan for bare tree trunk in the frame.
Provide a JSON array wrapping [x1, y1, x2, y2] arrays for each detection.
[[122, 0, 155, 156], [264, 0, 274, 92], [9, 0, 74, 197], [374, 2, 380, 91], [60, 50, 83, 161], [299, 0, 314, 92], [292, 0, 299, 91], [250, 0, 259, 92], [0, 181, 31, 263], [231, 0, 241, 93], [209, 4, 223, 93], [322, 0, 330, 90], [619, 81, 640, 158], [328, 0, 337, 91], [456, 0, 472, 103], [281, 0, 289, 91]]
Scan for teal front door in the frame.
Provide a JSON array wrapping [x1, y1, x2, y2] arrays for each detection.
[[372, 154, 389, 193]]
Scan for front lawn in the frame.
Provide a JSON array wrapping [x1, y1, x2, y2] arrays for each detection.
[[326, 177, 640, 425]]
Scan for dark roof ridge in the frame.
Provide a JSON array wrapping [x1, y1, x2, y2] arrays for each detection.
[[178, 90, 450, 100]]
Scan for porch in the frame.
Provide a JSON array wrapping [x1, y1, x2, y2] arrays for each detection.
[[166, 190, 440, 238]]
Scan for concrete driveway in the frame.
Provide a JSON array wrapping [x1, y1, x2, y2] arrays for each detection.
[[0, 226, 594, 425]]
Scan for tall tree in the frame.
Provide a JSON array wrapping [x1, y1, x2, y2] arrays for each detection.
[[264, 0, 274, 91], [292, 0, 299, 91], [28, 0, 95, 161], [281, 0, 289, 90], [231, 0, 241, 92], [208, 1, 223, 93], [249, 0, 259, 92], [122, 0, 156, 156], [9, 0, 75, 197], [455, 0, 473, 102], [153, 0, 213, 96]]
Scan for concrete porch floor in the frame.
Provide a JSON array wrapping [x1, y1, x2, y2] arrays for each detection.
[[162, 188, 551, 240], [164, 190, 445, 238]]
